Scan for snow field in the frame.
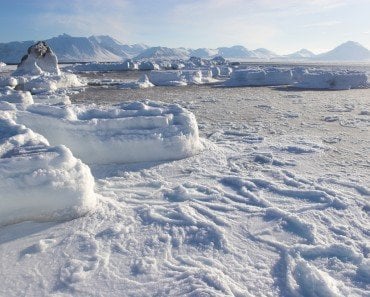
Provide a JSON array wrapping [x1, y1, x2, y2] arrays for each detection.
[[0, 66, 369, 296]]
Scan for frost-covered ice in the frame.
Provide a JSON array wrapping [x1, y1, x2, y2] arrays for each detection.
[[1, 68, 370, 296], [13, 41, 60, 76], [0, 87, 33, 108], [15, 73, 83, 94], [225, 67, 293, 86], [149, 70, 218, 86], [0, 116, 96, 227], [10, 42, 83, 94], [65, 60, 139, 72], [294, 69, 368, 90], [16, 100, 202, 164], [149, 70, 187, 86], [138, 61, 160, 70], [117, 74, 154, 89]]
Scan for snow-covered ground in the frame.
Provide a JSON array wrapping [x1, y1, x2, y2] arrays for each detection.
[[0, 67, 369, 296]]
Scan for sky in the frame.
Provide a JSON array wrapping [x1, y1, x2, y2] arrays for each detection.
[[0, 0, 369, 54]]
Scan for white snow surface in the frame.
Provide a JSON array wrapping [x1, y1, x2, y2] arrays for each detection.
[[0, 87, 34, 108], [0, 115, 96, 227], [0, 69, 369, 297], [15, 100, 203, 164], [15, 73, 83, 94]]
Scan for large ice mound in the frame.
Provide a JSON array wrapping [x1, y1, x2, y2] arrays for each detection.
[[294, 69, 368, 90], [0, 116, 96, 226], [11, 41, 83, 94], [13, 41, 61, 76], [16, 101, 203, 164]]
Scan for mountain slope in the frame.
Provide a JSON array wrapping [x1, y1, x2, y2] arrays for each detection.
[[285, 49, 316, 59], [88, 35, 149, 59], [47, 34, 122, 62], [315, 41, 370, 61], [0, 41, 34, 64], [136, 46, 191, 60]]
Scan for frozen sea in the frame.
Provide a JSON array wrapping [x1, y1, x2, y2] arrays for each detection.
[[1, 65, 370, 296]]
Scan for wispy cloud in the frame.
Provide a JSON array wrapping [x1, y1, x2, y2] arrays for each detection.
[[303, 21, 341, 28]]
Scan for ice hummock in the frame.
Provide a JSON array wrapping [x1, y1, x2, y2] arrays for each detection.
[[13, 41, 61, 76], [224, 66, 368, 89], [0, 115, 96, 227], [16, 101, 203, 164], [11, 41, 83, 94], [0, 87, 34, 109], [224, 67, 293, 86], [149, 70, 217, 86], [65, 60, 139, 72], [294, 69, 368, 90], [117, 74, 154, 89]]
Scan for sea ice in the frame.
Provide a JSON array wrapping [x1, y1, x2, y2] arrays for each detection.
[[117, 74, 154, 89], [11, 41, 83, 94], [0, 87, 33, 108], [294, 69, 368, 90], [15, 100, 203, 164], [138, 61, 160, 70], [225, 67, 293, 86], [0, 116, 96, 226], [65, 60, 138, 72]]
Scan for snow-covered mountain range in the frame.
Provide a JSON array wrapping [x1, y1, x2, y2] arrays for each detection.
[[1, 34, 370, 63]]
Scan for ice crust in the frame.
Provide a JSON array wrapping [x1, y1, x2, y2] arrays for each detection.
[[0, 116, 96, 226], [16, 101, 203, 164]]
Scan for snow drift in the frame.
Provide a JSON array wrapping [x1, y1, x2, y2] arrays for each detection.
[[0, 116, 96, 227], [16, 101, 203, 164]]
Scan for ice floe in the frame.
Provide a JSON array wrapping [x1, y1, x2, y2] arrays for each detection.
[[0, 116, 96, 227], [138, 61, 160, 70], [117, 74, 154, 89], [15, 100, 203, 164], [294, 69, 368, 90], [225, 67, 293, 86]]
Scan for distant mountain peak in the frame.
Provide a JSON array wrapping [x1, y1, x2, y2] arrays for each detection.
[[316, 40, 370, 61]]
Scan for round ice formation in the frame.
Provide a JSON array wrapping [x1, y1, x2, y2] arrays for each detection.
[[0, 117, 96, 226], [16, 100, 203, 164]]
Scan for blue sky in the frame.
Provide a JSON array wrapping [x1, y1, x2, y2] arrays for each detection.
[[0, 0, 369, 54]]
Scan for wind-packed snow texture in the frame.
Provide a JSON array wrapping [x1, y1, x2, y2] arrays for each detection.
[[0, 115, 96, 227], [0, 67, 369, 297], [16, 100, 203, 164]]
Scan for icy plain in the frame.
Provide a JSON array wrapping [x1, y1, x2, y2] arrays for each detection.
[[0, 67, 369, 296]]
